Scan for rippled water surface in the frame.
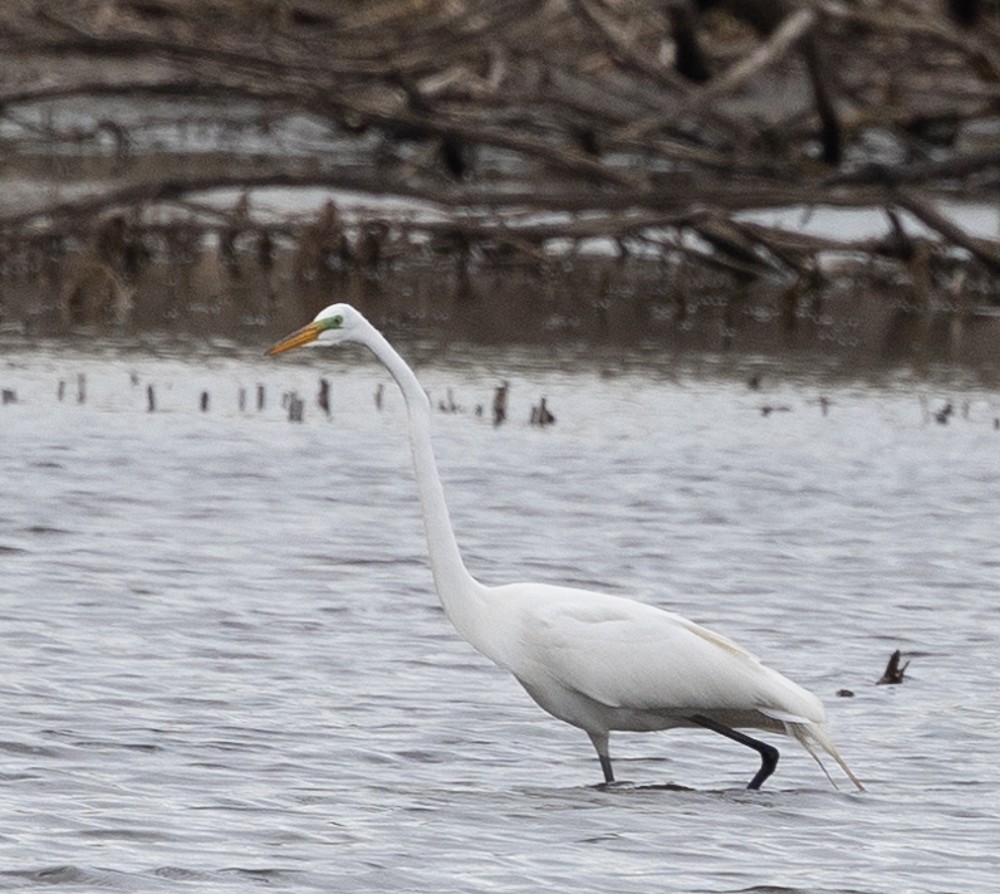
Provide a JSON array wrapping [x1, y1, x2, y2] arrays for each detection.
[[2, 339, 998, 893]]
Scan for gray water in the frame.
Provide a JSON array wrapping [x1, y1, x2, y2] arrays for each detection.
[[1, 341, 998, 893]]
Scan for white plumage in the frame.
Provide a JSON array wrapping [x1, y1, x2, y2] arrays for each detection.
[[268, 303, 864, 792]]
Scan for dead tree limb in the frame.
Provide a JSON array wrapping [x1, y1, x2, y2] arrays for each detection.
[[894, 188, 1000, 273], [686, 6, 817, 106]]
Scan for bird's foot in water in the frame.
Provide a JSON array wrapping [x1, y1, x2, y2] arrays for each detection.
[[593, 779, 633, 791], [635, 781, 694, 792], [594, 779, 691, 792]]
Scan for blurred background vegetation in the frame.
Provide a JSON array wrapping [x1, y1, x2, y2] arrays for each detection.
[[0, 0, 998, 363]]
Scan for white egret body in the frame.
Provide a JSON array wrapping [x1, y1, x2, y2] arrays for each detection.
[[268, 304, 864, 791]]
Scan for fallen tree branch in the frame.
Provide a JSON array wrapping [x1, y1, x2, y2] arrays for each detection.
[[624, 5, 819, 142], [894, 187, 1000, 273]]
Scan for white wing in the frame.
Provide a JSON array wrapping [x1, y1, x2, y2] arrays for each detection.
[[493, 582, 824, 723]]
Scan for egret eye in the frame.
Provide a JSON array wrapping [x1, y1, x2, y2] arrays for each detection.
[[332, 314, 343, 328]]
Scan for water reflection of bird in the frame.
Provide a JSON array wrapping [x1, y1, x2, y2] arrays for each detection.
[[268, 304, 864, 792]]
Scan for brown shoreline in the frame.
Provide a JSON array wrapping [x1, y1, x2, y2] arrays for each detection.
[[3, 232, 998, 374], [0, 1, 997, 369]]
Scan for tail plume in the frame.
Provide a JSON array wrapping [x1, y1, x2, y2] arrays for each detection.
[[788, 721, 866, 792]]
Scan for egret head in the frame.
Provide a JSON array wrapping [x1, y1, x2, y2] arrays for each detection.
[[267, 303, 362, 356]]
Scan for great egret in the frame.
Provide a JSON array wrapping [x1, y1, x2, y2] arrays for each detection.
[[268, 304, 864, 792]]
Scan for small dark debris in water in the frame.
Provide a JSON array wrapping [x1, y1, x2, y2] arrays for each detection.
[[200, 391, 209, 412], [239, 387, 247, 411], [530, 397, 556, 426], [819, 396, 831, 416], [438, 387, 461, 414], [256, 383, 266, 411], [2, 389, 17, 405], [994, 417, 999, 430], [287, 392, 304, 422], [747, 374, 761, 390], [318, 377, 331, 416], [876, 649, 910, 685], [374, 383, 384, 411], [760, 405, 791, 416], [836, 689, 855, 698], [934, 402, 953, 425], [492, 381, 509, 427], [57, 379, 66, 401], [77, 373, 87, 404], [146, 384, 156, 412]]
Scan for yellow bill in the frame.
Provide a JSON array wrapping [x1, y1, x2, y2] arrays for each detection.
[[266, 322, 322, 357]]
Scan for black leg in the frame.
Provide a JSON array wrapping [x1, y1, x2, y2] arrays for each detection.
[[588, 731, 615, 785], [689, 714, 780, 790], [598, 752, 614, 784]]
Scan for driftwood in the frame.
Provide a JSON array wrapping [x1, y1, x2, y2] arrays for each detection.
[[0, 0, 997, 344], [876, 649, 911, 685]]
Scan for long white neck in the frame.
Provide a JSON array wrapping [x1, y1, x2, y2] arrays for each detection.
[[359, 323, 490, 649]]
